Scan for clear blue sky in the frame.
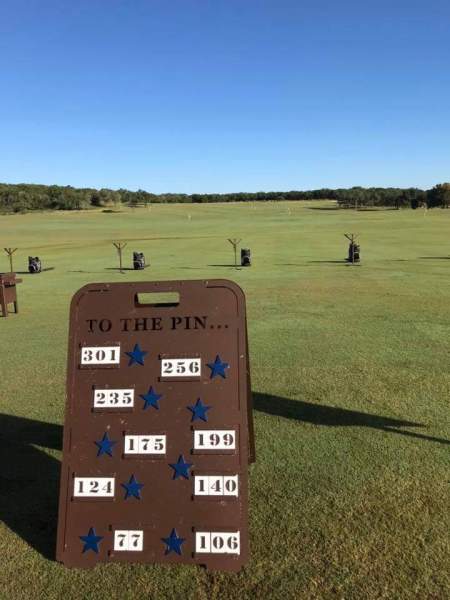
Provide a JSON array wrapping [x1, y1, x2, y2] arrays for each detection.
[[0, 0, 449, 193]]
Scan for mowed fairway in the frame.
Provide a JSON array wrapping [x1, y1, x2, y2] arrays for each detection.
[[1, 201, 449, 600]]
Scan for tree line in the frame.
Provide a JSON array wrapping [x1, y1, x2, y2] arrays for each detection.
[[0, 182, 449, 212]]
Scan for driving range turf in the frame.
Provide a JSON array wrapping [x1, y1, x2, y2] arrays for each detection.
[[1, 201, 449, 599]]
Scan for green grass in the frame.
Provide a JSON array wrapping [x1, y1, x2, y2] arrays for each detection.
[[1, 201, 449, 599]]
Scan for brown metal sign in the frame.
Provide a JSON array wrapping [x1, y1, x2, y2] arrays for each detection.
[[0, 272, 22, 317], [56, 279, 253, 571]]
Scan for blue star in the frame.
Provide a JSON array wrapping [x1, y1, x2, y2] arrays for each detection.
[[188, 398, 211, 422], [140, 386, 163, 410], [95, 432, 117, 457], [80, 527, 103, 554], [126, 343, 148, 366], [121, 474, 144, 499], [162, 528, 185, 555], [207, 354, 229, 379], [169, 455, 193, 480]]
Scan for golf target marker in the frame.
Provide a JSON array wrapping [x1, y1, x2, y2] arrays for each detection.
[[80, 346, 120, 365], [123, 434, 166, 455], [195, 531, 240, 555], [194, 475, 239, 497], [194, 430, 236, 450], [57, 280, 253, 571], [74, 477, 115, 498], [160, 357, 201, 378], [93, 388, 134, 408], [114, 530, 144, 551]]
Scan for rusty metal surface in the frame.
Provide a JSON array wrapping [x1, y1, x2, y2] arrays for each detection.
[[56, 279, 253, 571], [0, 272, 22, 316]]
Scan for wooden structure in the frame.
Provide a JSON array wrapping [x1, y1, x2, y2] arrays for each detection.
[[4, 248, 18, 273], [113, 242, 127, 273], [0, 273, 22, 317], [227, 238, 241, 268], [344, 234, 360, 264]]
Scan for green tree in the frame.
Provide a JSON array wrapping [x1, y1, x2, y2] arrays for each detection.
[[428, 183, 450, 208]]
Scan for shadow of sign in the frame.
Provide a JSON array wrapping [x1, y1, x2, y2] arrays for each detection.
[[252, 392, 450, 445], [0, 414, 62, 560], [307, 260, 347, 264], [419, 256, 450, 260], [104, 267, 151, 271], [15, 268, 55, 275]]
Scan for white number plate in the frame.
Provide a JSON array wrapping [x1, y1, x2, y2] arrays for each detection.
[[114, 530, 144, 551], [194, 475, 239, 497], [74, 477, 115, 497], [93, 389, 134, 408], [161, 358, 201, 377], [194, 430, 236, 450], [195, 531, 240, 555], [124, 435, 166, 455], [81, 346, 120, 365]]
